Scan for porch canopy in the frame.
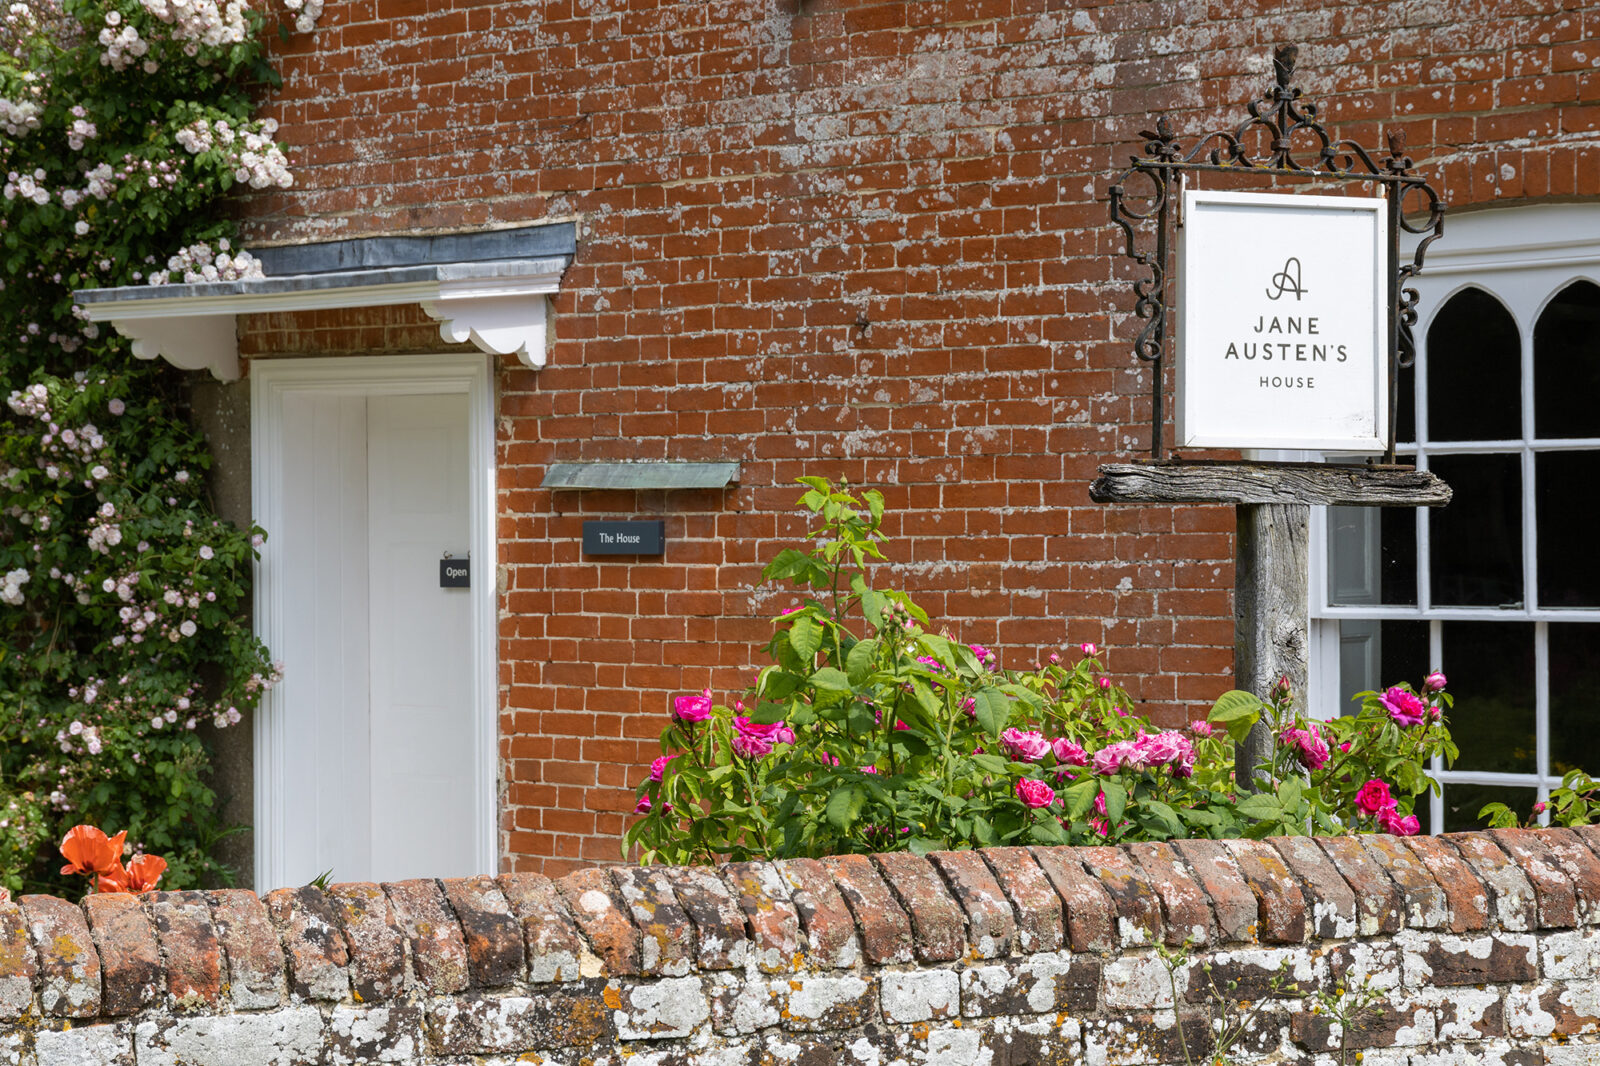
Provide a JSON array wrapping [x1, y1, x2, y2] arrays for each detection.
[[72, 221, 575, 381]]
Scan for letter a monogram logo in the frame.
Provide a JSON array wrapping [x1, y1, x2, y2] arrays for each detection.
[[1266, 257, 1307, 301]]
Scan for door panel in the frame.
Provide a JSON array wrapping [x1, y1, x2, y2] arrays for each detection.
[[366, 394, 475, 882]]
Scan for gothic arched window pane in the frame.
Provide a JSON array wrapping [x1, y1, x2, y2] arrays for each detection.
[[1427, 287, 1521, 442], [1535, 280, 1600, 439]]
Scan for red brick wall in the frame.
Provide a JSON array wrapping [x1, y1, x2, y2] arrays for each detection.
[[236, 0, 1600, 874]]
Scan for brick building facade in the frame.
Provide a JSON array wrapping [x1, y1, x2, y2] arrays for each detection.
[[80, 0, 1600, 885]]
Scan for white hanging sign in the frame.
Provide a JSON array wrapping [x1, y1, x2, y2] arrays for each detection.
[[1176, 189, 1387, 452]]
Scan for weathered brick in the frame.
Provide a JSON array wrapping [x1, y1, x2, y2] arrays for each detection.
[[441, 875, 525, 988], [960, 951, 1098, 1017], [0, 900, 36, 1020], [206, 890, 285, 1010], [880, 968, 959, 1024], [1317, 835, 1405, 935], [20, 894, 100, 1017], [555, 867, 639, 976], [384, 879, 470, 995], [820, 854, 911, 965], [36, 1021, 134, 1066], [427, 984, 612, 1053], [1186, 946, 1319, 1004], [149, 892, 225, 1011], [1292, 1002, 1438, 1050], [1083, 1010, 1214, 1065], [1543, 928, 1600, 980], [325, 1004, 425, 1066], [719, 861, 801, 974], [1506, 981, 1600, 1038], [1539, 828, 1600, 925], [1427, 986, 1507, 1041], [1125, 841, 1213, 946], [1445, 832, 1538, 932], [775, 858, 859, 968], [872, 851, 964, 962], [133, 1008, 324, 1066], [664, 865, 749, 971], [1489, 828, 1578, 928], [1173, 837, 1259, 943], [611, 866, 694, 978], [83, 893, 162, 1015], [709, 973, 781, 1035], [608, 975, 711, 1040], [1029, 845, 1115, 954], [1269, 834, 1358, 940], [1362, 835, 1447, 929], [928, 850, 1013, 959], [1221, 838, 1307, 943], [1402, 932, 1537, 987], [781, 973, 876, 1033], [980, 846, 1063, 954], [327, 883, 406, 1003], [496, 872, 592, 982], [262, 887, 350, 1002], [1402, 836, 1491, 933], [1075, 844, 1163, 947]]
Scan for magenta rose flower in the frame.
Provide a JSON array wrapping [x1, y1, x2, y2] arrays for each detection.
[[672, 694, 712, 723], [1380, 685, 1428, 727], [1377, 806, 1420, 836], [1080, 642, 1098, 656], [1190, 719, 1214, 738], [1052, 737, 1089, 766], [732, 716, 786, 758], [1015, 777, 1056, 809], [1280, 725, 1330, 771], [1001, 728, 1051, 762], [1355, 778, 1394, 815], [1424, 671, 1447, 693], [649, 755, 672, 782]]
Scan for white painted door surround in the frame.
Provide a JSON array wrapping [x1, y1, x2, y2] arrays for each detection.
[[251, 354, 497, 889]]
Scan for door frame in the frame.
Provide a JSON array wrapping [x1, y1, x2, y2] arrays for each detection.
[[250, 352, 498, 890]]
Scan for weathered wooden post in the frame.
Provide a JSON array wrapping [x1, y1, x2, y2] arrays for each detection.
[[1096, 45, 1450, 778]]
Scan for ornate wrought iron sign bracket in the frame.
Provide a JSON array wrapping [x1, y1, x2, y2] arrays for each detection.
[[1108, 45, 1446, 464]]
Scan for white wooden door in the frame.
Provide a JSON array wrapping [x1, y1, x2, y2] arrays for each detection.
[[271, 388, 478, 886]]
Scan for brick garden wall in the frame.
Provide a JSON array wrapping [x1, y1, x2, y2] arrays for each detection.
[[224, 0, 1600, 873], [8, 828, 1600, 1063]]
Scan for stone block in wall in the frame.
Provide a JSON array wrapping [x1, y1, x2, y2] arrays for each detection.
[[780, 973, 876, 1032], [721, 861, 801, 975], [1410, 1043, 1545, 1066], [872, 852, 965, 963], [204, 890, 286, 1010], [426, 985, 613, 1054], [441, 875, 526, 988], [324, 1004, 425, 1065], [0, 901, 36, 1020], [325, 883, 406, 1003], [1505, 980, 1600, 1039], [133, 1008, 324, 1066], [20, 895, 99, 1018], [612, 867, 695, 978], [664, 866, 749, 971], [1175, 838, 1259, 943], [775, 858, 859, 969], [36, 1022, 134, 1066], [1326, 939, 1404, 994], [1422, 986, 1506, 1041], [1102, 952, 1183, 1011], [708, 973, 782, 1035], [898, 1016, 1083, 1066], [1291, 1001, 1437, 1051], [1542, 928, 1600, 980], [496, 872, 595, 982], [82, 894, 162, 1016], [977, 846, 1062, 954], [879, 968, 958, 1024], [1183, 945, 1321, 1005], [1444, 832, 1538, 932], [1269, 835, 1359, 940], [1083, 1010, 1212, 1065], [960, 950, 1098, 1017], [1397, 930, 1537, 987], [261, 887, 349, 1003], [148, 893, 225, 1011], [607, 975, 711, 1040], [927, 849, 1014, 960]]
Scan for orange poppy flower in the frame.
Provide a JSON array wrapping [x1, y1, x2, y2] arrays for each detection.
[[58, 825, 126, 878], [121, 854, 167, 893], [96, 866, 129, 894]]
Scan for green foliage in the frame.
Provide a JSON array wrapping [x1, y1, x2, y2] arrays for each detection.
[[625, 479, 1461, 866], [0, 0, 290, 893], [1481, 768, 1600, 830]]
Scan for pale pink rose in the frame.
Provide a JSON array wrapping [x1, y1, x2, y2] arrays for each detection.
[[1051, 737, 1088, 766], [1190, 719, 1213, 737], [1423, 671, 1447, 693], [1001, 728, 1051, 762]]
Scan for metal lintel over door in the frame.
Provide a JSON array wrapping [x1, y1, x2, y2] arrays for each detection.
[[251, 354, 496, 890]]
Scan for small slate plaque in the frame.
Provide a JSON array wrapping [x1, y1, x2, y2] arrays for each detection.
[[583, 520, 665, 556], [439, 557, 470, 588]]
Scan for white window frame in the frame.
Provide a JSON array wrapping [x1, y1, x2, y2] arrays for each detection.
[[1308, 203, 1600, 832]]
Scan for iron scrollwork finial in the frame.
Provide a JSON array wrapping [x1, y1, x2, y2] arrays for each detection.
[[1105, 46, 1448, 460]]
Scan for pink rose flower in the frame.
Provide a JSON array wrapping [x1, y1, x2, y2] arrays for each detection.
[[1001, 728, 1051, 762], [672, 694, 712, 723], [1280, 724, 1330, 772], [1380, 685, 1428, 727], [1191, 719, 1214, 738], [1092, 745, 1123, 776], [1355, 779, 1394, 815], [634, 794, 652, 814], [1080, 642, 1098, 656], [818, 752, 839, 767], [861, 765, 878, 775], [1051, 737, 1089, 766], [732, 716, 786, 758], [1015, 778, 1055, 809], [1097, 677, 1112, 690], [649, 755, 672, 782], [1376, 806, 1419, 836], [1424, 671, 1447, 693]]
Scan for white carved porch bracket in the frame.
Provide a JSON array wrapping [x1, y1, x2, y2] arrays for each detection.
[[112, 314, 241, 382], [75, 257, 568, 381]]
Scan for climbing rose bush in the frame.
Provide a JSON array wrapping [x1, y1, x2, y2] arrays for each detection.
[[0, 0, 310, 894], [626, 479, 1457, 864]]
